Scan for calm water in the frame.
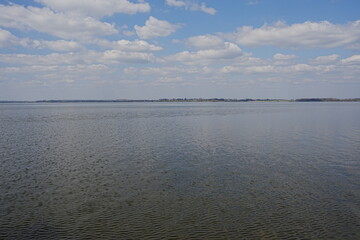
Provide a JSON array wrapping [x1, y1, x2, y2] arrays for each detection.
[[0, 102, 359, 239]]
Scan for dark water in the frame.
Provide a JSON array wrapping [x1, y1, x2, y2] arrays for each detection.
[[0, 102, 359, 239]]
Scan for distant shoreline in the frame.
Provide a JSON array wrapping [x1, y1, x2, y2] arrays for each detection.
[[1, 98, 360, 103]]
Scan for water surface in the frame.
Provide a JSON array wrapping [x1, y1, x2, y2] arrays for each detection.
[[0, 102, 359, 239]]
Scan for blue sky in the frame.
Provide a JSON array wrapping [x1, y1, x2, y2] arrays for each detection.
[[0, 0, 359, 100]]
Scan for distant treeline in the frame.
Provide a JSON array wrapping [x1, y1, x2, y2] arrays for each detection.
[[295, 98, 360, 102], [1, 98, 360, 103]]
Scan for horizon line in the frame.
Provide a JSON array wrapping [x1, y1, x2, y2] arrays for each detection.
[[1, 98, 360, 103]]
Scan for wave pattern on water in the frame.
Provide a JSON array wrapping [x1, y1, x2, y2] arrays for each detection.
[[0, 102, 359, 239]]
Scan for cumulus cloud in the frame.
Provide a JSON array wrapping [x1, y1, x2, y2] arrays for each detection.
[[311, 54, 340, 64], [1, 64, 111, 88], [0, 29, 20, 47], [221, 64, 276, 74], [226, 20, 360, 49], [126, 66, 210, 75], [135, 16, 181, 39], [0, 50, 157, 66], [101, 50, 156, 64], [167, 42, 243, 64], [221, 63, 329, 74], [0, 52, 90, 65], [341, 55, 360, 64], [0, 4, 117, 40], [31, 40, 83, 52], [127, 52, 357, 86], [220, 52, 360, 78], [35, 0, 150, 18], [97, 39, 162, 52], [3, 64, 109, 75], [165, 0, 216, 15], [185, 34, 224, 49], [166, 0, 186, 7], [0, 28, 84, 51], [273, 53, 297, 60], [218, 55, 360, 85]]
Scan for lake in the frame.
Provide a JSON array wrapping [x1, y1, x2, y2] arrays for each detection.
[[0, 102, 359, 239]]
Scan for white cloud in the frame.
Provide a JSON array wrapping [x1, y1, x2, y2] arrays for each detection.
[[165, 0, 216, 15], [311, 54, 340, 64], [35, 0, 150, 18], [114, 40, 162, 51], [166, 0, 186, 7], [288, 64, 318, 72], [245, 65, 277, 73], [0, 29, 19, 47], [226, 20, 360, 49], [273, 53, 297, 60], [185, 34, 224, 49], [221, 64, 276, 74], [0, 50, 158, 66], [0, 29, 83, 51], [122, 29, 136, 37], [126, 66, 211, 76], [65, 64, 109, 72], [2, 64, 109, 74], [135, 16, 181, 39], [101, 50, 156, 64], [197, 3, 216, 15], [1, 63, 111, 88], [219, 53, 350, 75], [341, 55, 360, 64], [221, 63, 330, 75], [31, 40, 83, 52], [97, 39, 162, 52], [0, 52, 88, 65], [0, 4, 117, 40], [167, 42, 243, 64]]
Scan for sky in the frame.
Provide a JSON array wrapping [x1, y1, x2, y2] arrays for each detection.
[[0, 0, 359, 100]]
